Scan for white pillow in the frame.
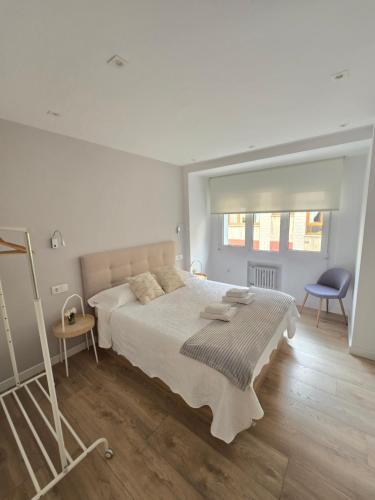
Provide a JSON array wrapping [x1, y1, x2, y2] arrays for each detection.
[[88, 283, 136, 311]]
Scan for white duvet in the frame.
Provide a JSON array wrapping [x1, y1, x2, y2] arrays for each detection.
[[96, 275, 299, 443]]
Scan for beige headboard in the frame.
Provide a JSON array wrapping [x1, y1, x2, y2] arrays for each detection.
[[80, 240, 176, 299]]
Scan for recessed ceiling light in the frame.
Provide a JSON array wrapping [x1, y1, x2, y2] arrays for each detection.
[[46, 110, 61, 117], [331, 70, 349, 81], [107, 54, 128, 68]]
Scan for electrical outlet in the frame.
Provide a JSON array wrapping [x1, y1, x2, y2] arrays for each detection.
[[51, 283, 68, 295], [175, 254, 183, 261]]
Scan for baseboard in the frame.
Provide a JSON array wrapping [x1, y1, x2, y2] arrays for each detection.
[[349, 346, 375, 362], [0, 340, 89, 393]]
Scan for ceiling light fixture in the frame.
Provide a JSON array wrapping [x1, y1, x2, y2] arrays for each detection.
[[46, 110, 61, 117], [107, 54, 128, 68], [331, 70, 349, 81]]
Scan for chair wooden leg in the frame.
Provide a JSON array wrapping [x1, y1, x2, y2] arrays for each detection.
[[326, 299, 329, 313], [300, 293, 309, 314], [316, 298, 323, 327], [339, 298, 348, 325]]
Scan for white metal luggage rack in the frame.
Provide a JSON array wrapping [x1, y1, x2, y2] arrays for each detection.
[[0, 227, 113, 499]]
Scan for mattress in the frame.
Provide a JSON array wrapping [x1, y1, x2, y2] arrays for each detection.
[[96, 275, 299, 442]]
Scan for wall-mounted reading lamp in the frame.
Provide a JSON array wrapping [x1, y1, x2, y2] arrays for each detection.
[[51, 230, 66, 249]]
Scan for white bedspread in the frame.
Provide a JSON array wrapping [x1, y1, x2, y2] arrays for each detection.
[[96, 275, 299, 443]]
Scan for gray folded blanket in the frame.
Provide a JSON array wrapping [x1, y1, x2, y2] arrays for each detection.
[[180, 288, 295, 390]]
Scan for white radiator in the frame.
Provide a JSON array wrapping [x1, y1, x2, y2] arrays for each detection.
[[248, 263, 279, 290]]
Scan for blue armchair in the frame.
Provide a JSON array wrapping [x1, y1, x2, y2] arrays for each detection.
[[300, 268, 352, 327]]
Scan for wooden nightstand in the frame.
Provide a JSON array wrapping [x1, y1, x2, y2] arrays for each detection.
[[52, 312, 98, 377], [194, 272, 208, 280]]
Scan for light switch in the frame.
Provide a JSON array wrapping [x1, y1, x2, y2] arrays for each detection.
[[175, 254, 183, 261]]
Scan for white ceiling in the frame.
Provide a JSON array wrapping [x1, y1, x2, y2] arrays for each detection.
[[1, 0, 375, 165], [193, 140, 371, 178]]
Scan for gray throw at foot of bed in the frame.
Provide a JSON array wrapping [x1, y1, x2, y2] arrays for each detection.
[[180, 288, 295, 390]]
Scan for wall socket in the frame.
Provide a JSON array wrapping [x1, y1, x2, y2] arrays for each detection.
[[51, 283, 68, 295]]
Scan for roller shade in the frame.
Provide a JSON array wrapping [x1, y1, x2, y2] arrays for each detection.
[[209, 158, 343, 214]]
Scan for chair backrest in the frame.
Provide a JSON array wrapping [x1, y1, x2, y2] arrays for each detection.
[[317, 268, 352, 297]]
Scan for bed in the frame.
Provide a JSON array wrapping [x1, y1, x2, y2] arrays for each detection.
[[80, 241, 299, 443]]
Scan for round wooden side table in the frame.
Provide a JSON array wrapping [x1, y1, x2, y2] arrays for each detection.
[[52, 313, 98, 377], [194, 272, 208, 280]]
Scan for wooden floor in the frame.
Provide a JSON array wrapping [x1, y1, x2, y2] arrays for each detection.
[[1, 308, 375, 500]]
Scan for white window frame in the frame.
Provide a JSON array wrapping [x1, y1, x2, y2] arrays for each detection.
[[221, 213, 248, 249], [219, 211, 330, 257], [249, 212, 284, 255], [286, 211, 330, 257]]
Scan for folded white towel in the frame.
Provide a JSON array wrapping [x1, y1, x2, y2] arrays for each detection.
[[226, 287, 250, 298], [200, 307, 238, 322], [223, 293, 255, 305], [205, 303, 232, 315]]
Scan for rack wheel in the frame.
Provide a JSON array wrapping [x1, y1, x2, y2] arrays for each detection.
[[104, 448, 114, 459]]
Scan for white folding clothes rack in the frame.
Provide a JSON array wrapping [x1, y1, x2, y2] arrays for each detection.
[[0, 227, 113, 499]]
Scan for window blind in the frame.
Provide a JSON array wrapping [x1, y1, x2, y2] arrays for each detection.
[[209, 158, 343, 214]]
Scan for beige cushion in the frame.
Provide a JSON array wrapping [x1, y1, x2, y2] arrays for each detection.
[[154, 266, 185, 294], [127, 272, 164, 304]]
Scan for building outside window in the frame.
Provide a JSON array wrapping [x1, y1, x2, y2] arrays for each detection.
[[288, 211, 323, 252], [223, 214, 246, 246], [223, 211, 325, 253], [252, 213, 281, 252]]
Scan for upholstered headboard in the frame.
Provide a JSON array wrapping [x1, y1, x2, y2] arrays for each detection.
[[80, 240, 176, 299]]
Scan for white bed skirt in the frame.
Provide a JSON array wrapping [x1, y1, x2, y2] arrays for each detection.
[[110, 305, 298, 443]]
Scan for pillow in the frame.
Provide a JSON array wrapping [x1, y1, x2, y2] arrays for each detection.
[[127, 272, 165, 304], [88, 283, 136, 311], [154, 266, 185, 294]]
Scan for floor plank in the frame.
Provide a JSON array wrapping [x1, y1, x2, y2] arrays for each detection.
[[251, 412, 375, 500], [148, 416, 276, 500], [1, 310, 375, 499], [259, 384, 369, 461], [263, 368, 375, 437], [280, 461, 352, 500]]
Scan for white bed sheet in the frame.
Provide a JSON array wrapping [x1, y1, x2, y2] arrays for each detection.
[[97, 276, 299, 443]]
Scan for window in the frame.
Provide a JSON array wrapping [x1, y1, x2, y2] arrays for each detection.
[[252, 213, 281, 252], [223, 213, 246, 247], [288, 211, 323, 252], [222, 211, 326, 253]]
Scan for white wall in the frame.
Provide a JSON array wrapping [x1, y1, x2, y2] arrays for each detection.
[[188, 154, 367, 316], [0, 119, 183, 382], [350, 133, 375, 360], [188, 174, 211, 273]]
